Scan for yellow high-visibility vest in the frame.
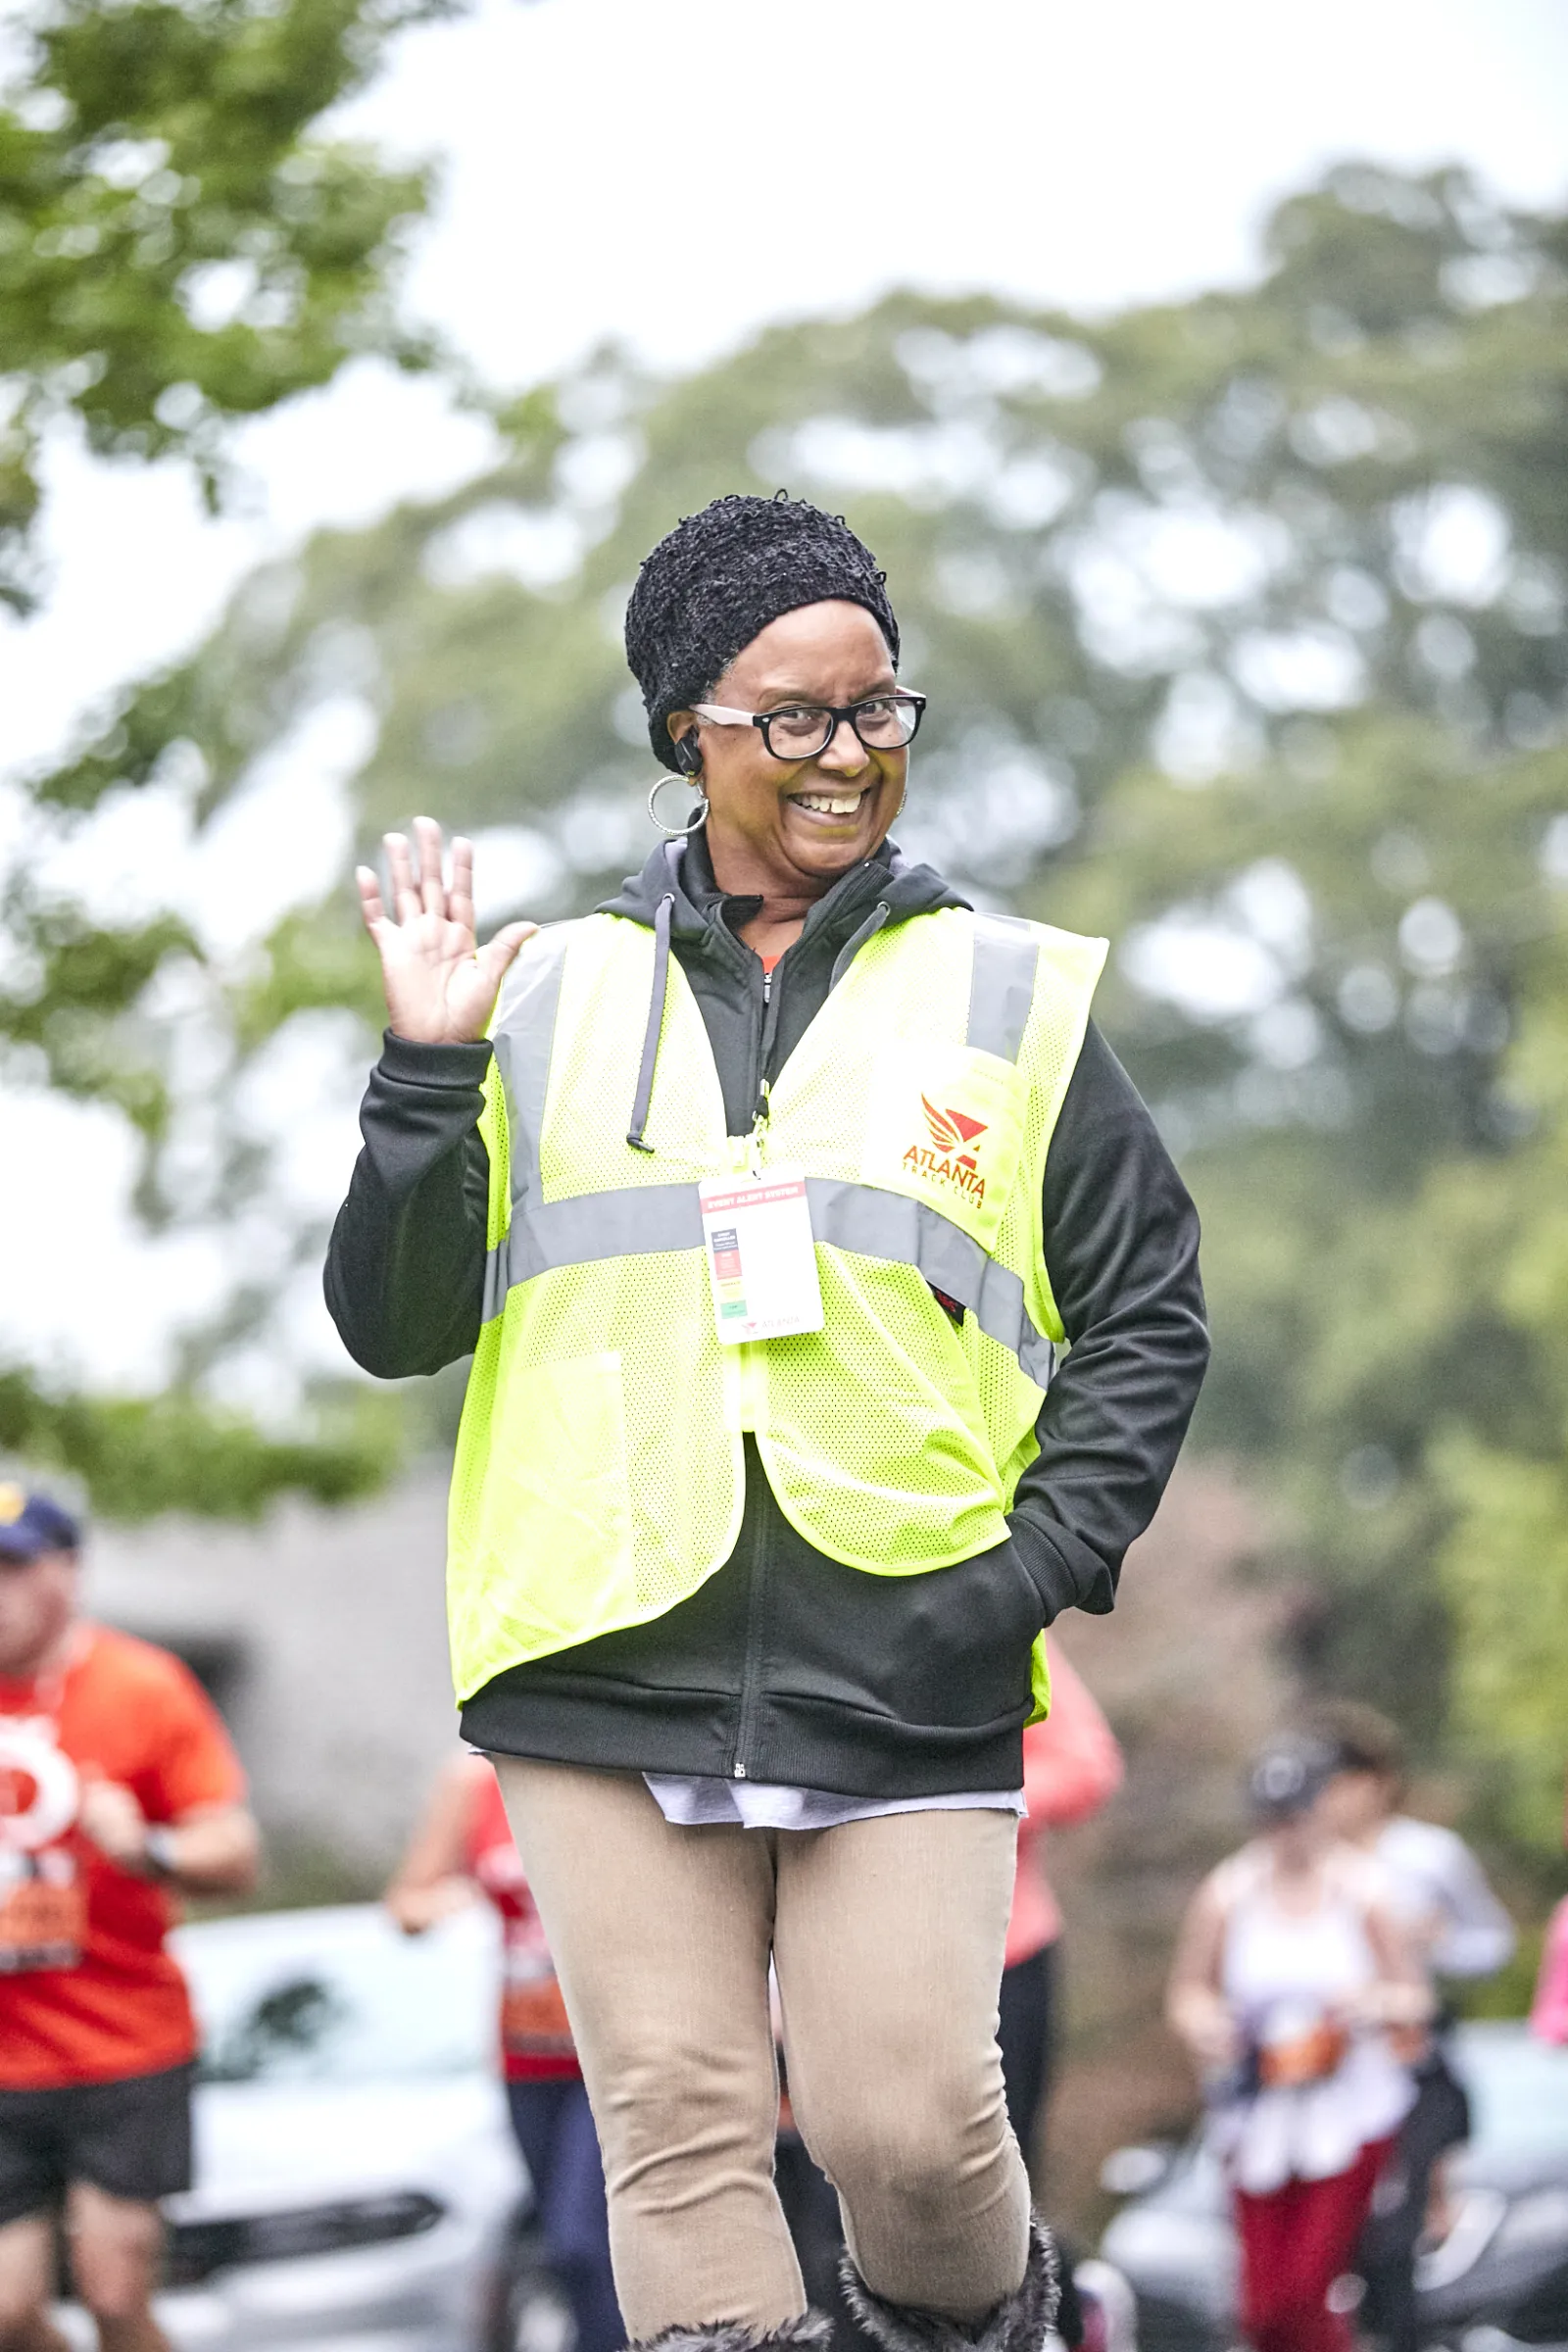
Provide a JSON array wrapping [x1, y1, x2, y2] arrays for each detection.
[[446, 904, 1106, 1714]]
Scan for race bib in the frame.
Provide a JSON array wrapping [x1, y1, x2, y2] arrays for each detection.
[[0, 1848, 86, 1973], [699, 1169, 824, 1345], [500, 1935, 574, 2055], [1257, 2017, 1348, 2089], [0, 1717, 85, 1971]]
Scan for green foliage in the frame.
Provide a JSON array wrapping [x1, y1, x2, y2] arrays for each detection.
[[0, 1365, 402, 1518], [1452, 1924, 1549, 2024], [1041, 718, 1565, 1744], [0, 0, 454, 1520], [231, 896, 388, 1050], [1424, 930, 1568, 1852], [0, 0, 447, 610], [0, 896, 194, 1137]]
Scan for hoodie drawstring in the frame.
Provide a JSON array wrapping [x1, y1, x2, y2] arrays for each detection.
[[626, 890, 674, 1152], [829, 900, 892, 991], [630, 867, 892, 1152]]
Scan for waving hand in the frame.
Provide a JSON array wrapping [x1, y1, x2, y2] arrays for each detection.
[[357, 816, 537, 1046]]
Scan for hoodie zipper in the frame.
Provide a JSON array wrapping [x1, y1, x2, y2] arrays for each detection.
[[731, 1468, 768, 1779], [752, 955, 787, 1132], [728, 900, 887, 1780], [733, 951, 778, 1776]]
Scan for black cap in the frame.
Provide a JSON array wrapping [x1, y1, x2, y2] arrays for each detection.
[[624, 492, 901, 770], [0, 1486, 82, 1563], [1247, 1734, 1338, 1824]]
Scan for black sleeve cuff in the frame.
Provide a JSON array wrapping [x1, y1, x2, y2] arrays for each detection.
[[1008, 1509, 1117, 1623], [377, 1030, 495, 1087]]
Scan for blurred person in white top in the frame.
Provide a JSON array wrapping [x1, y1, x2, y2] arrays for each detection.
[[1167, 1735, 1428, 2352], [1312, 1700, 1515, 2352], [1312, 1701, 1514, 1980]]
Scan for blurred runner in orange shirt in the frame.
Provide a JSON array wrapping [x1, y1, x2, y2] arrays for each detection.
[[1000, 1649, 1124, 2352], [0, 1487, 258, 2352]]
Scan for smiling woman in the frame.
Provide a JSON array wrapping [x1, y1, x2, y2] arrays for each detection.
[[628, 495, 911, 938], [665, 599, 915, 956], [323, 491, 1210, 2352]]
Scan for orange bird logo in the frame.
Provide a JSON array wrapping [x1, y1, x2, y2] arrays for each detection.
[[921, 1097, 988, 1154]]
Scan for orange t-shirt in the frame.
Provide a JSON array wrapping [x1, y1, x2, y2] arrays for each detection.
[[462, 1761, 579, 2084], [1006, 1648, 1124, 1968], [0, 1623, 246, 2088]]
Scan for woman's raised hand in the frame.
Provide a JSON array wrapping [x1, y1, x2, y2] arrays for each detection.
[[356, 816, 537, 1046]]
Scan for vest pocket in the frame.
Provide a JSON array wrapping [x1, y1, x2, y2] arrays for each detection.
[[472, 1348, 636, 1649]]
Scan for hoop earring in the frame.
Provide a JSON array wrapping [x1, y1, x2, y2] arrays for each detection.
[[648, 773, 710, 838]]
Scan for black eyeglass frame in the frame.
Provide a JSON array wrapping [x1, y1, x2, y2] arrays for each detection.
[[691, 692, 927, 762]]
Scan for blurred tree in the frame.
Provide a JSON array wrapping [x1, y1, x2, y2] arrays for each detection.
[[1428, 919, 1568, 1860], [0, 1364, 400, 1517], [8, 161, 1568, 1838], [1, 0, 448, 1511], [1082, 726, 1566, 1809], [0, 0, 445, 613]]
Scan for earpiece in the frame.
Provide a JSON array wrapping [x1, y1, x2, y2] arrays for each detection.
[[673, 735, 702, 776]]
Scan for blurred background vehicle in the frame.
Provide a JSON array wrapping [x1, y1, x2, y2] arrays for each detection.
[[1099, 2022, 1568, 2352], [46, 1904, 564, 2352]]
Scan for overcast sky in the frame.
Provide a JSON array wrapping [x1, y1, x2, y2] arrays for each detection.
[[2, 0, 1565, 1392]]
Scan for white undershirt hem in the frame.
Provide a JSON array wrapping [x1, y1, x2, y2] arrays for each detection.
[[644, 1774, 1025, 1831]]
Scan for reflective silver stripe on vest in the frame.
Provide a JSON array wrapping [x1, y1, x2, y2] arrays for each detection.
[[490, 926, 573, 1211], [966, 914, 1040, 1063], [480, 1183, 702, 1323], [807, 1179, 1055, 1388], [482, 1177, 1054, 1389]]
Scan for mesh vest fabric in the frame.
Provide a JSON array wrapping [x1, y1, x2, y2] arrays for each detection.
[[446, 906, 1106, 1705]]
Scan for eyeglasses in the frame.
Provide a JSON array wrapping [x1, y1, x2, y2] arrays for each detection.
[[692, 693, 926, 762]]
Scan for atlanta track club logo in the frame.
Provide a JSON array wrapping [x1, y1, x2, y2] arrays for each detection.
[[902, 1097, 990, 1202]]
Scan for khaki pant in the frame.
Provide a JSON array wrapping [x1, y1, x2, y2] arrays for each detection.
[[495, 1761, 1031, 2340]]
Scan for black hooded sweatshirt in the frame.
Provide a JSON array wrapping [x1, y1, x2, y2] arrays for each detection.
[[324, 836, 1209, 1795]]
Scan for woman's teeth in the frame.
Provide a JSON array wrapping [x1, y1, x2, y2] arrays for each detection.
[[794, 791, 864, 815]]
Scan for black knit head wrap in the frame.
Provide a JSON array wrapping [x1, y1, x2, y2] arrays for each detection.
[[625, 492, 901, 770]]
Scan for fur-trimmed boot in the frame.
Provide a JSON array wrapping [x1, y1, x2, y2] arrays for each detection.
[[840, 2215, 1060, 2352], [629, 2310, 836, 2352]]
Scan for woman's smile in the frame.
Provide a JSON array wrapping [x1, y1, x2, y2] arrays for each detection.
[[789, 784, 875, 820]]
